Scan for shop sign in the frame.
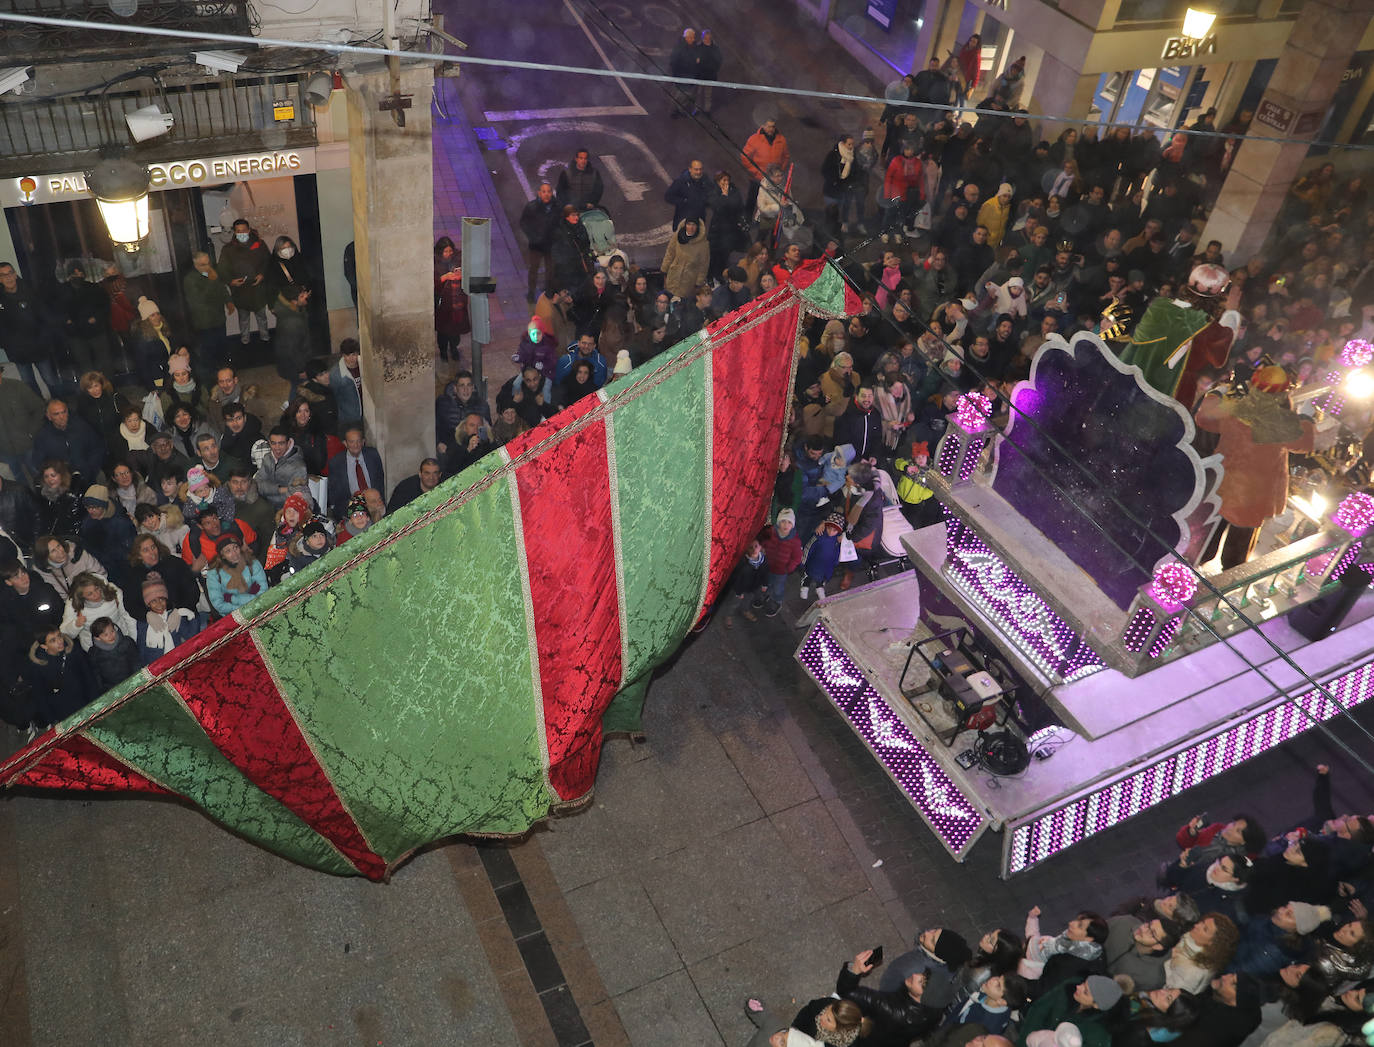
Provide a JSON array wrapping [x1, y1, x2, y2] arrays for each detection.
[[272, 98, 296, 122], [1161, 33, 1217, 60], [1254, 98, 1296, 133], [2, 148, 315, 208]]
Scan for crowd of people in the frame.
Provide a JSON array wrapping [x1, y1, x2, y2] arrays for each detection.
[[487, 32, 1374, 617], [743, 767, 1374, 1046], [0, 219, 461, 738]]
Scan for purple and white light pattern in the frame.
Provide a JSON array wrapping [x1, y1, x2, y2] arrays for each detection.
[[955, 392, 993, 433], [1150, 562, 1198, 609], [797, 624, 985, 856], [943, 514, 1103, 681], [1342, 338, 1374, 368], [1122, 606, 1155, 654], [1005, 661, 1374, 874], [1334, 492, 1374, 537]]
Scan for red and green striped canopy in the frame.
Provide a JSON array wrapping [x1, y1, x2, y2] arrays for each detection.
[[0, 261, 856, 879]]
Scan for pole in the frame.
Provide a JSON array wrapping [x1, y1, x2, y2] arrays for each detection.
[[460, 217, 494, 399]]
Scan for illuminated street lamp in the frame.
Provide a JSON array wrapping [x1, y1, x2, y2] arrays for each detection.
[[1181, 7, 1216, 39], [85, 154, 152, 252]]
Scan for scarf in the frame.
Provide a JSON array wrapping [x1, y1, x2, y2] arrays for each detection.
[[143, 608, 193, 656], [837, 142, 854, 181], [120, 421, 149, 451], [114, 483, 140, 516], [218, 559, 251, 592], [814, 1016, 859, 1047], [93, 634, 118, 652], [173, 375, 197, 396]]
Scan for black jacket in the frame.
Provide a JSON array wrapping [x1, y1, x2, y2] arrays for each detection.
[[1171, 994, 1260, 1047], [219, 415, 265, 468], [87, 633, 141, 691], [0, 484, 39, 550], [31, 417, 105, 488], [520, 197, 562, 252], [550, 221, 594, 292], [834, 403, 884, 461], [0, 281, 46, 363], [835, 963, 942, 1047], [664, 170, 712, 227], [124, 555, 202, 618]]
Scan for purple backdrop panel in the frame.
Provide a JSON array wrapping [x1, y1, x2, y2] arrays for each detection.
[[993, 337, 1204, 610], [797, 623, 986, 858]]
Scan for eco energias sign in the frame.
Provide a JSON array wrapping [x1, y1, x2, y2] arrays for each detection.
[[4, 149, 315, 208]]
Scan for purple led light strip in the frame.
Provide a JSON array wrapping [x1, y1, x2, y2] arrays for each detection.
[[797, 624, 985, 856], [1006, 661, 1374, 875], [943, 515, 1103, 681]]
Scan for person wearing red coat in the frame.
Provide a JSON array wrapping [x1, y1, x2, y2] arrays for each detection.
[[881, 146, 924, 241], [760, 508, 804, 615]]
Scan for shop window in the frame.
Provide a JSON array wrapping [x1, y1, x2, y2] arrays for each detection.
[[1115, 0, 1260, 22]]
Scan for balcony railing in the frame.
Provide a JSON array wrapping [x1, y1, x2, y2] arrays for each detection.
[[0, 75, 318, 176], [1, 0, 251, 62]]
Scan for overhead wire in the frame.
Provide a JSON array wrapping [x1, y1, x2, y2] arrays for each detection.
[[6, 6, 1374, 773], [2, 9, 1374, 154]]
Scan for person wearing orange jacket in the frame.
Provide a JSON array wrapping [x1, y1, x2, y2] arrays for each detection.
[[741, 118, 791, 220]]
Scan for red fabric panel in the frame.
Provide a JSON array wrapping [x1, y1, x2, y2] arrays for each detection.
[[514, 393, 623, 801], [167, 630, 387, 879], [13, 734, 173, 794], [703, 304, 802, 612]]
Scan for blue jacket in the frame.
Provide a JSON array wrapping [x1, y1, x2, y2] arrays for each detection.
[[328, 359, 363, 427], [1230, 916, 1306, 978], [804, 531, 842, 582], [31, 416, 105, 486], [553, 347, 608, 388], [206, 560, 269, 616]]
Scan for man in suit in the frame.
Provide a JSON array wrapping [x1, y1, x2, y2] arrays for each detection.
[[326, 425, 384, 521]]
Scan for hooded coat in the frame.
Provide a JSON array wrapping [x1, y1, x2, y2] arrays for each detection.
[[661, 221, 710, 299]]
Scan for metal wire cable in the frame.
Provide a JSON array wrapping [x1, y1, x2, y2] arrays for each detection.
[[2, 9, 1374, 154]]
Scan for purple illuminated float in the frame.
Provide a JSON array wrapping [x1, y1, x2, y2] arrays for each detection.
[[991, 334, 1219, 609]]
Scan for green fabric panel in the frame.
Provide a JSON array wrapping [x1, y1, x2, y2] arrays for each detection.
[[611, 349, 709, 683], [796, 263, 850, 314], [250, 465, 553, 862], [84, 683, 354, 875], [600, 673, 649, 736]]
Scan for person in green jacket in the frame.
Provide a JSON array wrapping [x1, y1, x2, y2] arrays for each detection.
[[182, 251, 235, 378], [1018, 976, 1123, 1047]]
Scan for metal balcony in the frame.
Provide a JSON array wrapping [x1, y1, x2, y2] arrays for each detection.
[[1, 0, 251, 62], [0, 75, 318, 176]]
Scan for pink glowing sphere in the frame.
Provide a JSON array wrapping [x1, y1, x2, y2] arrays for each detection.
[[1150, 561, 1197, 607], [1342, 339, 1374, 368], [1334, 491, 1374, 536], [954, 392, 993, 433]]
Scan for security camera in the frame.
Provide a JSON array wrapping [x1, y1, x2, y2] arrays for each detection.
[[126, 104, 174, 142], [0, 67, 33, 95], [193, 50, 245, 74]]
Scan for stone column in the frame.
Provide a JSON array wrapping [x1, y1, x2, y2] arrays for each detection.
[[1204, 0, 1374, 261], [346, 63, 436, 500]]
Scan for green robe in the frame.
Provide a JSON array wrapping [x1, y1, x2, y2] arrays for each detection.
[[1119, 296, 1211, 398]]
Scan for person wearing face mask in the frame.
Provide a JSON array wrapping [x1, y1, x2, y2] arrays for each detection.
[[216, 219, 272, 346], [182, 251, 235, 377]]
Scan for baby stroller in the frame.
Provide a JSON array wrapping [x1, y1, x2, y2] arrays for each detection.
[[581, 207, 619, 267]]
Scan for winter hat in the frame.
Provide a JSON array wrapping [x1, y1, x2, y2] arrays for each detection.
[[150, 429, 174, 446], [186, 466, 209, 491], [82, 483, 112, 511], [282, 492, 313, 522], [528, 314, 553, 340], [168, 349, 193, 375], [137, 295, 160, 320], [302, 520, 329, 542], [1025, 1025, 1083, 1047], [823, 318, 846, 341], [1290, 901, 1332, 935], [1084, 975, 1122, 1011], [1005, 276, 1024, 290], [140, 578, 169, 603], [824, 511, 846, 531], [215, 532, 241, 552], [347, 492, 370, 519], [614, 350, 632, 376], [932, 929, 973, 969], [998, 182, 1014, 198], [776, 508, 796, 530]]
